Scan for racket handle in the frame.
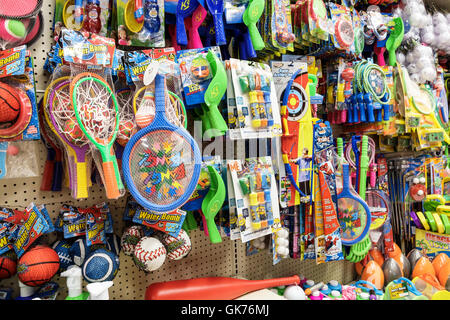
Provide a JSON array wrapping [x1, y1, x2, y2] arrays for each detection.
[[41, 159, 55, 191], [52, 160, 64, 192], [247, 23, 264, 51], [110, 146, 125, 191], [213, 13, 226, 45], [102, 161, 121, 199], [206, 106, 228, 137], [206, 216, 222, 244], [76, 161, 89, 199], [201, 214, 209, 237], [337, 137, 343, 158]]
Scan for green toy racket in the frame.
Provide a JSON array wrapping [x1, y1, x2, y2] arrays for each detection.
[[70, 73, 124, 199], [386, 17, 404, 67]]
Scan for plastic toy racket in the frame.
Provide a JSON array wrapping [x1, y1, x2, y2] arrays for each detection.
[[188, 4, 207, 49], [123, 74, 201, 212], [206, 0, 226, 45], [176, 0, 199, 46], [366, 189, 389, 230], [337, 163, 371, 245], [0, 85, 32, 139], [0, 0, 42, 18], [242, 0, 264, 51], [70, 72, 124, 199], [49, 80, 90, 199]]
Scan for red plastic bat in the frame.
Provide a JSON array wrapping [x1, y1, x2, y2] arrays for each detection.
[[145, 275, 300, 300]]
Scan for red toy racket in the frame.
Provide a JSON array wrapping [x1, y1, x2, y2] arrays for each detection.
[[0, 0, 42, 18]]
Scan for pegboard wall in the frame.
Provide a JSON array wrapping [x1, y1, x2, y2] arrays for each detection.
[[0, 0, 355, 300]]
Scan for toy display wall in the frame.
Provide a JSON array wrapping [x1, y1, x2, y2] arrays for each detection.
[[0, 0, 355, 300]]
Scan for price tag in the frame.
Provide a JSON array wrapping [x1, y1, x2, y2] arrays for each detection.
[[388, 283, 409, 299]]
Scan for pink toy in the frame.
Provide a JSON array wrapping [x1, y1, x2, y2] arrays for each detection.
[[187, 5, 207, 49]]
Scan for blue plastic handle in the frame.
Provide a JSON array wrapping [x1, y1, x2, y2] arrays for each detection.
[[364, 93, 375, 122], [357, 94, 366, 122]]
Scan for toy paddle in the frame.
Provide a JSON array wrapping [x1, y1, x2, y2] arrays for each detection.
[[205, 0, 226, 45], [202, 49, 228, 138], [176, 0, 199, 46], [386, 17, 404, 67], [188, 4, 207, 49], [242, 0, 265, 51]]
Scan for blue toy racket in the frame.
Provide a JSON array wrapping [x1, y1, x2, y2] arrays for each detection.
[[176, 0, 199, 46], [337, 163, 371, 245], [123, 74, 201, 212], [206, 0, 226, 45]]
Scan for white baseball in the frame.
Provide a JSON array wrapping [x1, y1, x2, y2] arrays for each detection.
[[161, 229, 192, 261], [133, 237, 167, 272], [121, 225, 144, 256]]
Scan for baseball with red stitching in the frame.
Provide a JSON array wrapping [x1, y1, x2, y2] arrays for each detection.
[[133, 237, 167, 272], [121, 225, 144, 256], [161, 229, 192, 261]]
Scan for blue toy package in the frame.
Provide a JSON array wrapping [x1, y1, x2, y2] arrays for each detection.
[[132, 205, 187, 238], [176, 46, 222, 107], [85, 209, 106, 247], [0, 222, 12, 255], [62, 206, 86, 239]]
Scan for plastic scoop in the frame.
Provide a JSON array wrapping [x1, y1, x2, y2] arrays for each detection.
[[203, 50, 228, 138], [242, 0, 265, 51], [176, 0, 199, 46], [206, 0, 226, 45], [201, 165, 226, 243], [386, 17, 404, 67]]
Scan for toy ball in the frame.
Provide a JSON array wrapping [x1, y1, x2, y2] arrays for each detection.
[[369, 248, 385, 267], [0, 82, 21, 122], [437, 262, 450, 290], [412, 256, 436, 279], [106, 233, 121, 256], [0, 18, 26, 42], [64, 117, 85, 144], [70, 237, 91, 266], [283, 285, 306, 300], [17, 245, 60, 287], [52, 239, 74, 272], [121, 225, 144, 256], [432, 253, 449, 277], [116, 119, 135, 146], [133, 236, 166, 272], [407, 249, 423, 269], [82, 249, 120, 283], [382, 258, 403, 286], [0, 252, 17, 279], [399, 254, 411, 279], [361, 260, 384, 290], [161, 229, 192, 261]]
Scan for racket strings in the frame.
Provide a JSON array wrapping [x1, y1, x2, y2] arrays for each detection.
[[116, 89, 135, 123]]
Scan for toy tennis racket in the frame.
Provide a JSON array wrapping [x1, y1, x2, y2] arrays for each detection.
[[70, 72, 124, 199], [206, 0, 226, 45], [366, 189, 389, 230], [123, 74, 201, 212], [337, 163, 371, 245], [49, 79, 90, 199], [0, 0, 42, 18]]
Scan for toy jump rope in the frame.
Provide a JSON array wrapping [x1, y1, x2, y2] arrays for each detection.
[[123, 73, 201, 212], [70, 72, 124, 199]]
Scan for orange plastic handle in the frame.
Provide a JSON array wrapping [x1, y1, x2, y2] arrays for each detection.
[[102, 161, 121, 199]]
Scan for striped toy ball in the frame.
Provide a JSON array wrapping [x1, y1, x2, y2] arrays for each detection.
[[0, 251, 17, 279], [116, 119, 135, 147], [161, 229, 192, 261], [70, 237, 91, 266], [121, 225, 144, 256], [17, 245, 60, 287], [82, 249, 119, 283], [52, 239, 74, 272], [0, 82, 21, 122]]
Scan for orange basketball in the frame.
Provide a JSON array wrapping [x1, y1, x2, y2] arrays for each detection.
[[438, 262, 450, 290], [369, 248, 385, 267], [0, 82, 21, 122], [0, 253, 16, 279], [412, 256, 436, 280], [17, 245, 60, 287], [432, 253, 449, 277], [361, 260, 384, 290]]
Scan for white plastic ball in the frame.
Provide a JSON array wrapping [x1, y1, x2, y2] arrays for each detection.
[[276, 228, 289, 238], [283, 285, 306, 300], [422, 67, 437, 82], [410, 73, 421, 84], [419, 177, 426, 184], [413, 177, 420, 184], [397, 52, 406, 64]]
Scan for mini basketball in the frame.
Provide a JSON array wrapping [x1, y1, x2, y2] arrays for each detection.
[[17, 245, 60, 287], [0, 82, 21, 122], [52, 239, 74, 272], [0, 251, 17, 279], [82, 249, 120, 283], [70, 237, 91, 266], [0, 18, 26, 42]]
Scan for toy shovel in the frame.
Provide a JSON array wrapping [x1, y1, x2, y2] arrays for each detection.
[[201, 165, 226, 243], [386, 17, 404, 67], [242, 0, 265, 51], [206, 0, 226, 45], [177, 0, 199, 46], [202, 50, 228, 138]]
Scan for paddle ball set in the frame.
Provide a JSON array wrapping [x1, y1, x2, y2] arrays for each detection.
[[0, 0, 449, 302]]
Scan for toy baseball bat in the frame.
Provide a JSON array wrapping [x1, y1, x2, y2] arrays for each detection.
[[145, 275, 300, 300]]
